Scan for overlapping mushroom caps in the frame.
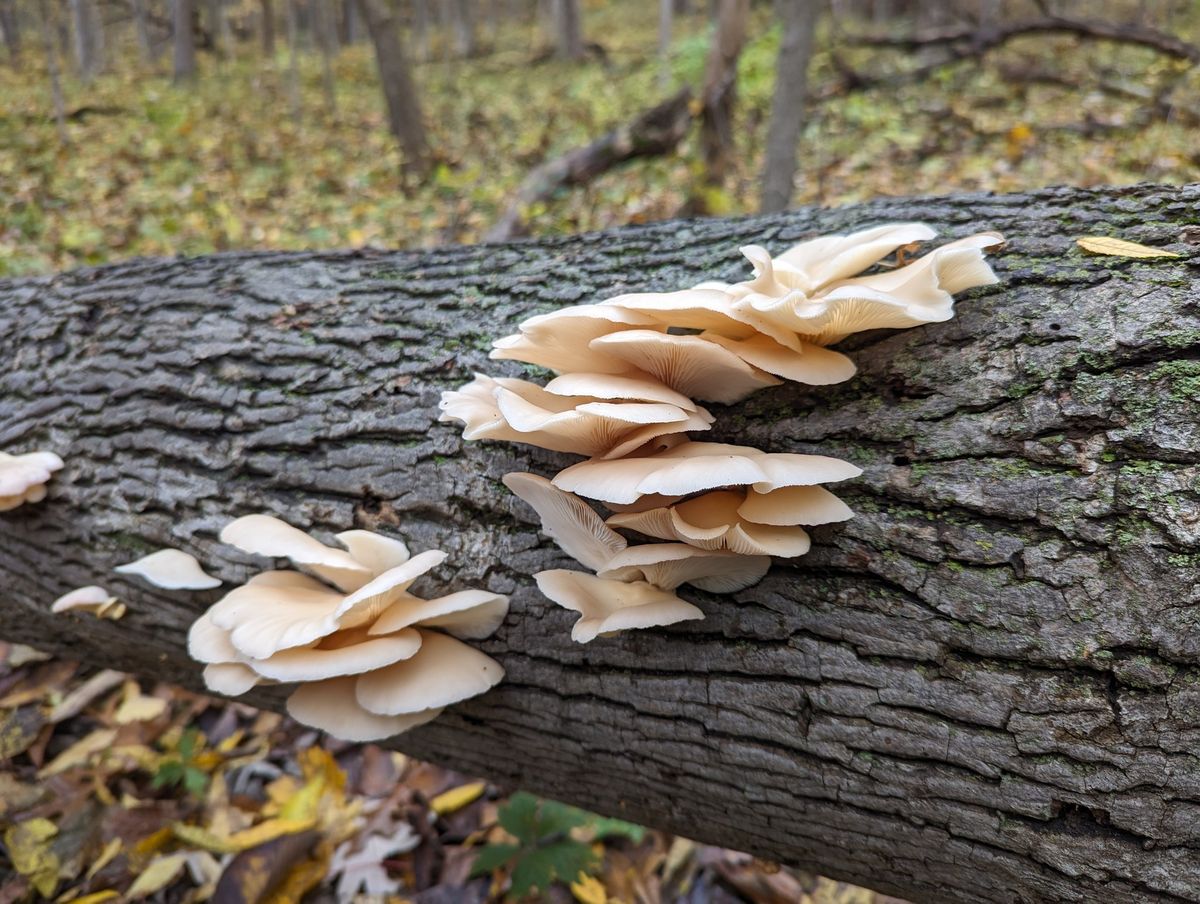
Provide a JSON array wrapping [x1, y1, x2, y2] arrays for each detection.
[[0, 450, 64, 512], [186, 514, 507, 742], [441, 224, 1002, 640]]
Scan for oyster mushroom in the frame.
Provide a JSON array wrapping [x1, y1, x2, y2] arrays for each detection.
[[115, 549, 221, 590], [0, 451, 64, 512], [534, 570, 703, 643]]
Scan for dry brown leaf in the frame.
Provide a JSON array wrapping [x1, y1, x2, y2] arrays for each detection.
[[49, 670, 125, 723], [1075, 236, 1181, 259]]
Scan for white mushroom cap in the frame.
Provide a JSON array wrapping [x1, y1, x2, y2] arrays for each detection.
[[553, 441, 862, 505], [608, 485, 852, 558], [596, 543, 770, 592], [534, 570, 703, 643], [440, 373, 712, 459], [187, 611, 242, 664], [202, 662, 261, 696], [768, 222, 938, 293], [207, 571, 345, 659], [701, 333, 857, 386], [220, 514, 371, 592], [601, 287, 802, 351], [737, 485, 855, 526], [333, 549, 449, 627], [368, 589, 510, 640], [51, 585, 116, 614], [287, 676, 443, 742], [502, 472, 626, 571], [355, 629, 504, 716], [589, 331, 782, 405], [334, 530, 411, 576], [115, 549, 222, 590], [490, 304, 661, 374], [249, 627, 423, 682], [0, 451, 65, 511], [543, 372, 698, 410]]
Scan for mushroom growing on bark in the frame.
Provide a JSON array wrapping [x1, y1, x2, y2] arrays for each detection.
[[51, 586, 125, 620], [0, 451, 64, 512], [115, 549, 222, 590], [185, 515, 508, 741]]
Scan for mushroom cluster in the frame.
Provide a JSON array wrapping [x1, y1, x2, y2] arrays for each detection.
[[443, 224, 1002, 640], [0, 450, 64, 512], [187, 514, 508, 741]]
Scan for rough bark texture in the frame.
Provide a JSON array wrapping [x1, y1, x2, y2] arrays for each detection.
[[2, 183, 1200, 903]]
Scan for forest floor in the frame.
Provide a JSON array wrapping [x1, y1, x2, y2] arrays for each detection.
[[2, 1, 1199, 901]]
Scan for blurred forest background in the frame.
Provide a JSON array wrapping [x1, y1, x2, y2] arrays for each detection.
[[2, 0, 1199, 901]]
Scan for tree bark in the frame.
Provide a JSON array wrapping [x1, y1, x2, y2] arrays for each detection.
[[260, 0, 275, 56], [131, 0, 154, 61], [759, 0, 819, 213], [173, 0, 197, 81], [356, 0, 430, 178], [3, 183, 1200, 903], [0, 0, 21, 62], [39, 3, 69, 145]]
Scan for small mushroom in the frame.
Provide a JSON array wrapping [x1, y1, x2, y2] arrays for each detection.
[[439, 373, 712, 458], [764, 222, 939, 294], [115, 549, 222, 590], [490, 304, 661, 374], [534, 570, 703, 643], [220, 514, 372, 592], [502, 472, 626, 571], [203, 662, 261, 696], [553, 441, 862, 506], [247, 627, 423, 682], [0, 451, 64, 512], [596, 543, 770, 592], [287, 676, 443, 742], [607, 485, 853, 557], [355, 629, 504, 716], [51, 585, 125, 620], [368, 589, 510, 640]]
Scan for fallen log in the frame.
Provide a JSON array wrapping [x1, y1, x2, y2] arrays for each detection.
[[2, 182, 1200, 903], [484, 88, 693, 242]]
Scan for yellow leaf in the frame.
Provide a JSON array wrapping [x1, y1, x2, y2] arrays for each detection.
[[126, 853, 188, 899], [39, 728, 117, 776], [5, 818, 60, 897], [571, 873, 608, 904], [1076, 236, 1181, 259], [430, 781, 487, 816], [63, 892, 119, 904], [85, 838, 122, 879], [114, 684, 168, 724], [173, 818, 316, 854], [132, 826, 175, 861]]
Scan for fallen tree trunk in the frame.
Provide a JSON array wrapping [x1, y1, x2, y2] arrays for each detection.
[[3, 182, 1200, 903]]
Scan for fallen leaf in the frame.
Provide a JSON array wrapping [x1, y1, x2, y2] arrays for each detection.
[[1076, 236, 1181, 258], [39, 728, 118, 777], [5, 818, 60, 898], [125, 853, 189, 899], [330, 824, 422, 898], [0, 705, 46, 759], [67, 892, 120, 904], [212, 829, 321, 903], [430, 781, 486, 816], [48, 670, 125, 723], [571, 872, 608, 904], [113, 682, 169, 724]]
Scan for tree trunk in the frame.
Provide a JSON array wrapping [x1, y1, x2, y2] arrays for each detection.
[[699, 0, 749, 187], [260, 0, 275, 55], [69, 0, 103, 81], [131, 0, 153, 61], [39, 3, 69, 145], [0, 0, 20, 62], [356, 0, 430, 178], [658, 0, 672, 89], [553, 0, 583, 59], [284, 0, 302, 123], [206, 0, 223, 57], [759, 0, 819, 213], [315, 0, 339, 116], [173, 0, 197, 81], [451, 0, 475, 57], [4, 183, 1200, 903]]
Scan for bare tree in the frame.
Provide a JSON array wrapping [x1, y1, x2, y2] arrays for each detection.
[[553, 0, 583, 60], [759, 0, 819, 213], [130, 0, 153, 60], [284, 0, 302, 122], [413, 0, 430, 61], [451, 0, 475, 57], [69, 0, 103, 82], [315, 0, 339, 116], [206, 0, 224, 56], [356, 0, 431, 178], [39, 3, 68, 145], [0, 0, 21, 62], [659, 0, 673, 88], [173, 0, 197, 80], [699, 0, 749, 186], [260, 0, 276, 55]]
